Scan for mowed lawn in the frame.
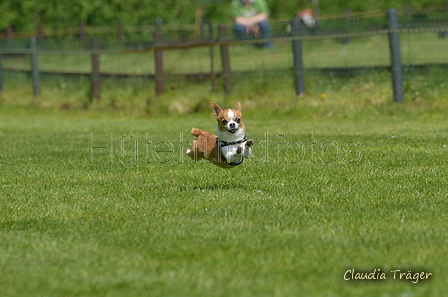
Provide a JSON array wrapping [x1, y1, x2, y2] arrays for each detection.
[[0, 106, 447, 296]]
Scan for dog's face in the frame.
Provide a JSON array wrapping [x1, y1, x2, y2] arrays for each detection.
[[211, 102, 245, 138]]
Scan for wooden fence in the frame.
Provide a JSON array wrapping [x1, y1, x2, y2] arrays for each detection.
[[0, 8, 447, 102]]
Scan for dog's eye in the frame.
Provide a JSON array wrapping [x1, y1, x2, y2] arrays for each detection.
[[221, 120, 228, 125], [235, 118, 241, 123]]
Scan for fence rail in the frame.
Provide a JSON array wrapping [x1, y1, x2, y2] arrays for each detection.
[[2, 24, 448, 55]]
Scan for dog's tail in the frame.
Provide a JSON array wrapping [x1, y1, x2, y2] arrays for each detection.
[[190, 128, 202, 137]]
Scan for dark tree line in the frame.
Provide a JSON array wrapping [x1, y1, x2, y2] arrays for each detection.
[[0, 0, 442, 32]]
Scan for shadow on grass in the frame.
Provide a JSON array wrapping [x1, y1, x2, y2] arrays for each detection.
[[0, 218, 56, 231], [179, 183, 245, 192]]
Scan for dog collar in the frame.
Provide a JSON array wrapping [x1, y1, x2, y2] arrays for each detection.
[[217, 135, 247, 148]]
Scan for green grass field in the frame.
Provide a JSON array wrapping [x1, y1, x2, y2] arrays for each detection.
[[1, 75, 447, 297]]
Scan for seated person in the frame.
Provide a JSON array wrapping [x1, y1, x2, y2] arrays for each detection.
[[231, 0, 273, 48]]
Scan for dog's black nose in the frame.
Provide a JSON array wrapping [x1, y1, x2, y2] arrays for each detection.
[[229, 122, 236, 128]]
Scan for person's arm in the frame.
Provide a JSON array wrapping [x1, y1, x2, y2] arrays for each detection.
[[243, 12, 268, 26]]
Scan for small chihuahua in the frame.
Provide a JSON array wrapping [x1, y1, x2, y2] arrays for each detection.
[[186, 102, 253, 168]]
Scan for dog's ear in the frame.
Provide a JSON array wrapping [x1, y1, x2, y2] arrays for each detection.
[[210, 102, 221, 120], [236, 101, 241, 112]]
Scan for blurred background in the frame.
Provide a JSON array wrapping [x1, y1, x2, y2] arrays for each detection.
[[0, 0, 447, 110]]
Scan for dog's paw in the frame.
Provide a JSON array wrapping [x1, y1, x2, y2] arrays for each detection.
[[236, 146, 243, 154], [246, 139, 254, 147]]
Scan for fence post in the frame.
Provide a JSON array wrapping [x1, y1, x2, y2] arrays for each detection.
[[344, 9, 352, 43], [154, 18, 164, 96], [80, 21, 87, 47], [6, 27, 13, 47], [91, 37, 100, 100], [387, 9, 404, 103], [208, 22, 217, 92], [291, 18, 305, 96], [117, 20, 124, 44], [439, 3, 448, 38], [218, 24, 232, 94], [30, 37, 41, 96], [38, 24, 45, 45], [0, 53, 3, 92]]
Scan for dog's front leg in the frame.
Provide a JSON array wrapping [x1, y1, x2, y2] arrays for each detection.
[[222, 146, 243, 164], [243, 140, 253, 159]]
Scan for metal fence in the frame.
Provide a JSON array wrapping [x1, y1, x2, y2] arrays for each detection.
[[0, 7, 447, 103]]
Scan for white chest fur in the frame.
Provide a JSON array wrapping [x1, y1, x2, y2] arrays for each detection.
[[220, 141, 252, 164]]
